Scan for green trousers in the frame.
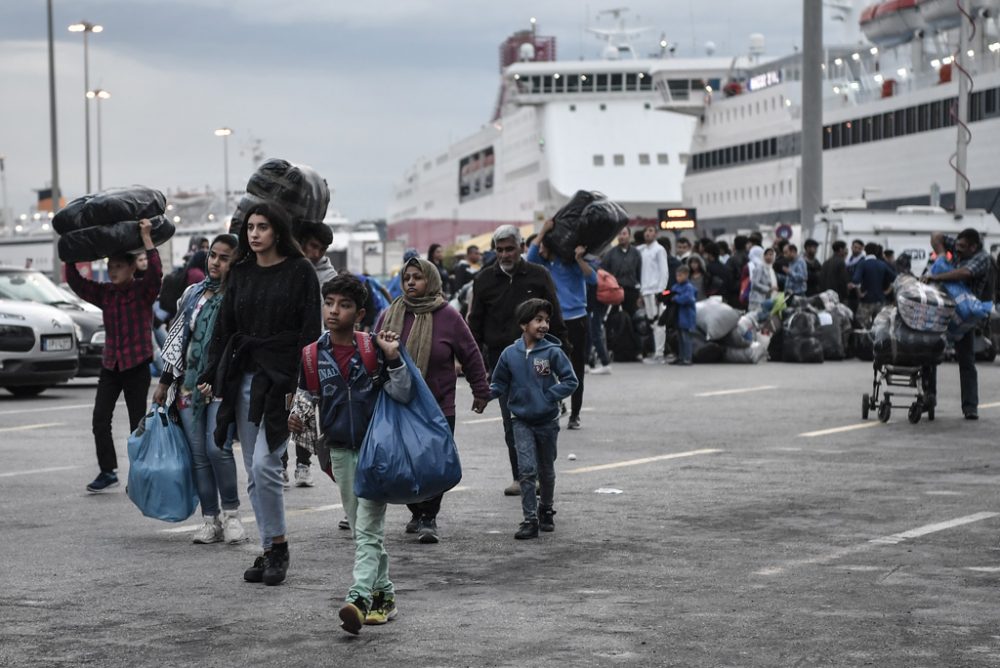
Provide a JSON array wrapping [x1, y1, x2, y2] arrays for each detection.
[[329, 448, 393, 607]]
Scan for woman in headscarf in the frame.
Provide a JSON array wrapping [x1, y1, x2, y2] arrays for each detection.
[[747, 246, 777, 314], [154, 234, 246, 546], [377, 257, 490, 544]]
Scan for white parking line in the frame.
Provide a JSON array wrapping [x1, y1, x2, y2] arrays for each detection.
[[695, 385, 777, 398], [756, 511, 999, 576], [0, 465, 81, 478], [0, 422, 64, 433], [565, 448, 722, 474], [799, 422, 881, 438], [868, 512, 999, 545], [0, 403, 94, 416]]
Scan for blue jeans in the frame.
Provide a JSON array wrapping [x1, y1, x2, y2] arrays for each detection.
[[678, 330, 693, 363], [235, 373, 288, 549], [179, 398, 239, 518], [511, 419, 559, 522], [589, 303, 610, 367]]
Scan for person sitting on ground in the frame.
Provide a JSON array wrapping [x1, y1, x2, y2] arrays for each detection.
[[288, 273, 414, 633], [66, 219, 162, 494], [670, 265, 697, 365], [487, 298, 578, 540]]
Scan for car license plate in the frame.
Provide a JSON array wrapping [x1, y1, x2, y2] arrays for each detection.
[[42, 335, 72, 352]]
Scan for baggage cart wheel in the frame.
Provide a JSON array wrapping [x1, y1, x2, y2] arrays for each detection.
[[862, 393, 871, 420], [877, 401, 891, 423], [908, 402, 922, 424]]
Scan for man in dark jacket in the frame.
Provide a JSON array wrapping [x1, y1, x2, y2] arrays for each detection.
[[601, 227, 642, 318], [819, 240, 851, 300], [725, 235, 749, 308], [468, 225, 567, 495], [803, 238, 822, 296], [851, 242, 897, 327]]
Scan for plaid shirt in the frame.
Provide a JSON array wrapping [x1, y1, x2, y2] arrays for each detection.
[[784, 257, 808, 296], [944, 236, 993, 301], [67, 249, 162, 371]]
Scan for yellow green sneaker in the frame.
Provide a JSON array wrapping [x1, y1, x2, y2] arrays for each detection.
[[364, 592, 398, 625]]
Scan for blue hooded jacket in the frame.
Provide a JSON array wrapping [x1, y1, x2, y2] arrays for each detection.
[[671, 280, 698, 332], [489, 334, 579, 424]]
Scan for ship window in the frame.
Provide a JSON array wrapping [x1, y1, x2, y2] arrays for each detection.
[[870, 116, 880, 141], [593, 155, 605, 167], [668, 79, 689, 100], [644, 102, 651, 110], [531, 76, 541, 92], [613, 154, 625, 166], [882, 112, 894, 139], [756, 102, 761, 115], [917, 104, 929, 132], [754, 141, 762, 159], [639, 74, 652, 91], [823, 126, 831, 150], [739, 145, 747, 162], [779, 180, 784, 195], [567, 74, 580, 92], [756, 186, 761, 199], [769, 137, 777, 155], [657, 153, 669, 165], [611, 73, 623, 92], [569, 104, 576, 112], [929, 101, 941, 129], [985, 88, 998, 117], [851, 119, 861, 144], [905, 107, 918, 135], [596, 73, 609, 91], [639, 153, 651, 165], [600, 103, 607, 111], [626, 73, 638, 90]]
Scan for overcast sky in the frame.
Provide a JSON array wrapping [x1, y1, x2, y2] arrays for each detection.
[[1, 1, 849, 222]]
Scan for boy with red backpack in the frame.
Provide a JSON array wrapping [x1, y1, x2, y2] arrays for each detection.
[[287, 273, 414, 634]]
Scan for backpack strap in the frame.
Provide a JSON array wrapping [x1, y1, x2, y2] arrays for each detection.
[[354, 331, 378, 376], [301, 341, 320, 394]]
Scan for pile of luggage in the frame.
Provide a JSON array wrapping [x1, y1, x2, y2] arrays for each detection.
[[767, 291, 854, 363], [868, 274, 954, 366], [687, 297, 768, 364], [54, 186, 175, 263]]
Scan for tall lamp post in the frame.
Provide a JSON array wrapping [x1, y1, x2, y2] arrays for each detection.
[[68, 20, 102, 194], [86, 89, 111, 190], [214, 127, 233, 212]]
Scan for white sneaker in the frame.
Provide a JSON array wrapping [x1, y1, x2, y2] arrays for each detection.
[[294, 464, 315, 488], [642, 356, 665, 365], [221, 510, 248, 544], [591, 364, 612, 375], [192, 517, 222, 544], [282, 469, 291, 489]]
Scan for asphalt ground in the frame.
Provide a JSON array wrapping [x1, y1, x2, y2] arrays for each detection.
[[1, 359, 998, 667]]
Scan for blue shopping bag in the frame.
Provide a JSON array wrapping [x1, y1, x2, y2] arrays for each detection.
[[126, 404, 199, 522], [354, 346, 462, 504]]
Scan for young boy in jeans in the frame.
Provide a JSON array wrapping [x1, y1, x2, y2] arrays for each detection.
[[66, 219, 162, 493], [287, 273, 413, 634], [670, 265, 697, 366], [488, 298, 578, 539]]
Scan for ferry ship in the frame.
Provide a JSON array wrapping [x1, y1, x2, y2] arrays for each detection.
[[671, 0, 1000, 237], [386, 12, 751, 250]]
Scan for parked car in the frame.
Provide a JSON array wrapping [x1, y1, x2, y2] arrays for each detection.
[[0, 266, 104, 377], [0, 298, 79, 396]]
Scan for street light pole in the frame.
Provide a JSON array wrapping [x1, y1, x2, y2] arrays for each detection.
[[68, 20, 102, 194], [48, 0, 62, 281], [214, 127, 233, 212], [87, 89, 111, 190], [0, 155, 9, 232]]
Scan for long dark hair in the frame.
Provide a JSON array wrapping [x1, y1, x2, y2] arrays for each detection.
[[234, 202, 303, 265], [427, 243, 442, 266]]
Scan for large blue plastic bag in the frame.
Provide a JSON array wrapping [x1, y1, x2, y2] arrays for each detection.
[[930, 257, 993, 340], [354, 346, 462, 504], [126, 404, 198, 522]]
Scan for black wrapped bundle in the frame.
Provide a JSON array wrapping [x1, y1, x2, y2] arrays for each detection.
[[58, 215, 175, 263], [543, 190, 629, 264], [54, 186, 166, 235], [233, 159, 329, 235], [691, 337, 725, 364], [781, 310, 824, 363]]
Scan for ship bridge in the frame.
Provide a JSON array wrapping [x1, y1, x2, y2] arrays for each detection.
[[502, 59, 662, 107], [650, 57, 765, 115]]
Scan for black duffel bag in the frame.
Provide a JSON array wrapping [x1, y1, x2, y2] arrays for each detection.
[[782, 335, 825, 363], [691, 336, 725, 364], [58, 215, 175, 263], [52, 195, 94, 235], [54, 186, 166, 235], [543, 190, 629, 264]]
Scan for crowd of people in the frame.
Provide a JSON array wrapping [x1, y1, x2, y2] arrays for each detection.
[[66, 208, 994, 635]]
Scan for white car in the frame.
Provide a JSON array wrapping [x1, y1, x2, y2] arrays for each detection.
[[0, 298, 79, 397]]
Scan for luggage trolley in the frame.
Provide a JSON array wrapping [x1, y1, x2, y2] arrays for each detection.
[[862, 355, 937, 424]]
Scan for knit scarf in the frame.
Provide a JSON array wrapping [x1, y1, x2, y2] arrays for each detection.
[[381, 257, 445, 377], [183, 277, 223, 417]]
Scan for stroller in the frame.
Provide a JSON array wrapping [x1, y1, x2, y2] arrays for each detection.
[[862, 307, 945, 424]]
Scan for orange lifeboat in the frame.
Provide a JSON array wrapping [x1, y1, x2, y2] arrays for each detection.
[[859, 0, 926, 48]]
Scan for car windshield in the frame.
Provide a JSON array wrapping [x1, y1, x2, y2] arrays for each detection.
[[0, 270, 75, 305]]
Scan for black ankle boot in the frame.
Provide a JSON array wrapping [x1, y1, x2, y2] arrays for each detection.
[[263, 543, 289, 586]]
